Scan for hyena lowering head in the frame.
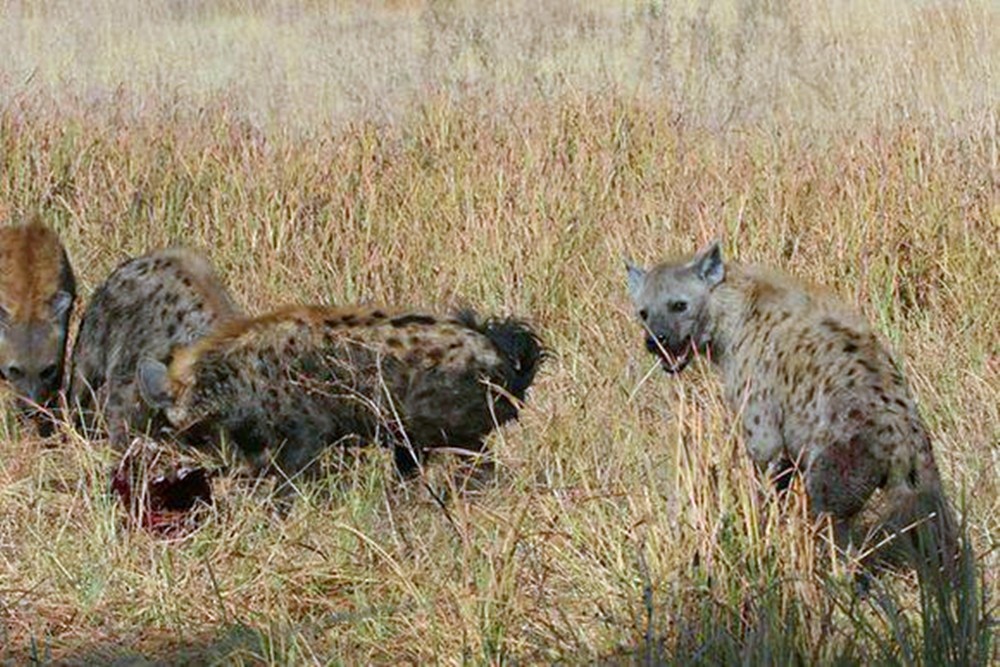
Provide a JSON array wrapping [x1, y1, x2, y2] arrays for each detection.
[[137, 305, 545, 479], [70, 247, 240, 444], [627, 240, 956, 574], [0, 223, 76, 419]]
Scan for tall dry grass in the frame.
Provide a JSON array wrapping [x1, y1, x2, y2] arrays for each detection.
[[0, 0, 997, 663]]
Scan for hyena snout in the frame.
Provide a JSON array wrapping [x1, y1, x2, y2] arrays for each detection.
[[1, 360, 62, 406], [643, 330, 695, 374]]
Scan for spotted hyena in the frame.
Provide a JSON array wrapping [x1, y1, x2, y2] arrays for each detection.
[[626, 240, 956, 571], [137, 305, 544, 479], [70, 247, 240, 444], [0, 222, 76, 424]]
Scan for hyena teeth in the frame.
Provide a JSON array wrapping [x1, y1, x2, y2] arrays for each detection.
[[627, 239, 957, 576]]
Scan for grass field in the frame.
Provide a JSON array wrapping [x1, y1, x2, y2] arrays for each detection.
[[0, 0, 997, 663]]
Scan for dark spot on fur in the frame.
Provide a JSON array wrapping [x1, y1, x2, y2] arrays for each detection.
[[386, 337, 403, 349], [323, 318, 341, 328], [753, 415, 761, 425], [427, 347, 444, 363], [879, 392, 889, 404], [390, 314, 436, 328], [372, 310, 386, 319], [166, 323, 177, 337], [894, 398, 907, 410], [858, 359, 878, 375], [448, 341, 462, 350], [843, 342, 858, 354]]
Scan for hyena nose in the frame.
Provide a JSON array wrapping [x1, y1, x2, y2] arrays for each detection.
[[25, 381, 45, 405]]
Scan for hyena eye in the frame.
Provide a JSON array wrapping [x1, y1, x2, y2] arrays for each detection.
[[1, 365, 23, 382], [669, 300, 688, 313], [40, 365, 60, 384], [639, 309, 649, 321]]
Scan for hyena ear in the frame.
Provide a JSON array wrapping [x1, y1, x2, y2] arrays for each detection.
[[625, 260, 646, 302], [50, 291, 73, 319], [137, 358, 174, 410], [694, 240, 724, 287]]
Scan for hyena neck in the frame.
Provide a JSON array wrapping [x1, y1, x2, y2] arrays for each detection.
[[704, 266, 756, 370]]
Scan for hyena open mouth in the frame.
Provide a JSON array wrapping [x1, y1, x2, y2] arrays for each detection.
[[645, 336, 694, 374]]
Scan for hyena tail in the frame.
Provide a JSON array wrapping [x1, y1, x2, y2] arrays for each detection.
[[878, 454, 959, 581], [456, 310, 546, 402]]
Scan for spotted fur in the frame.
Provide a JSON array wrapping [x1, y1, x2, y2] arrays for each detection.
[[627, 240, 956, 574], [0, 223, 76, 420], [138, 304, 544, 478], [70, 247, 239, 444]]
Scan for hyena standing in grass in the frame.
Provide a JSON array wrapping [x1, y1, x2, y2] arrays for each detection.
[[70, 247, 240, 445], [626, 240, 957, 575], [0, 223, 76, 427], [137, 305, 544, 480]]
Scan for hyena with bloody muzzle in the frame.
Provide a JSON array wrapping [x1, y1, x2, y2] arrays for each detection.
[[70, 247, 240, 445], [626, 240, 957, 577], [137, 304, 545, 480], [0, 223, 76, 428]]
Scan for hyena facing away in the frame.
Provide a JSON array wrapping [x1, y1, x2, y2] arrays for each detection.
[[0, 223, 76, 423], [137, 305, 545, 479], [70, 247, 240, 445], [626, 240, 957, 574]]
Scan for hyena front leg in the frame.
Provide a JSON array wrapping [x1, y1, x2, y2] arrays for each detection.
[[741, 399, 792, 495]]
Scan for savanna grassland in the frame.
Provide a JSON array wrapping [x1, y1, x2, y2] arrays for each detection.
[[0, 0, 997, 663]]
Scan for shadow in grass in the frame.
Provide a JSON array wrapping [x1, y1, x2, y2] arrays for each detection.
[[7, 625, 271, 666], [597, 539, 993, 667]]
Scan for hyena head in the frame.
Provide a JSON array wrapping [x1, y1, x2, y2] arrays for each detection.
[[136, 353, 206, 436], [0, 224, 76, 409], [625, 240, 724, 373]]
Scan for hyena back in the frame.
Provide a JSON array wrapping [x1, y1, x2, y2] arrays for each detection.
[[138, 305, 545, 477], [0, 223, 76, 419], [70, 247, 239, 444], [627, 241, 956, 573]]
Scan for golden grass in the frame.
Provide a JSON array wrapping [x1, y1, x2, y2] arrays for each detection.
[[0, 0, 997, 663]]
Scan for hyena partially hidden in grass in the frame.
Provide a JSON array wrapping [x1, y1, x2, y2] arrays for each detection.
[[70, 247, 240, 445], [626, 240, 957, 575], [0, 223, 76, 427], [136, 305, 544, 480]]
